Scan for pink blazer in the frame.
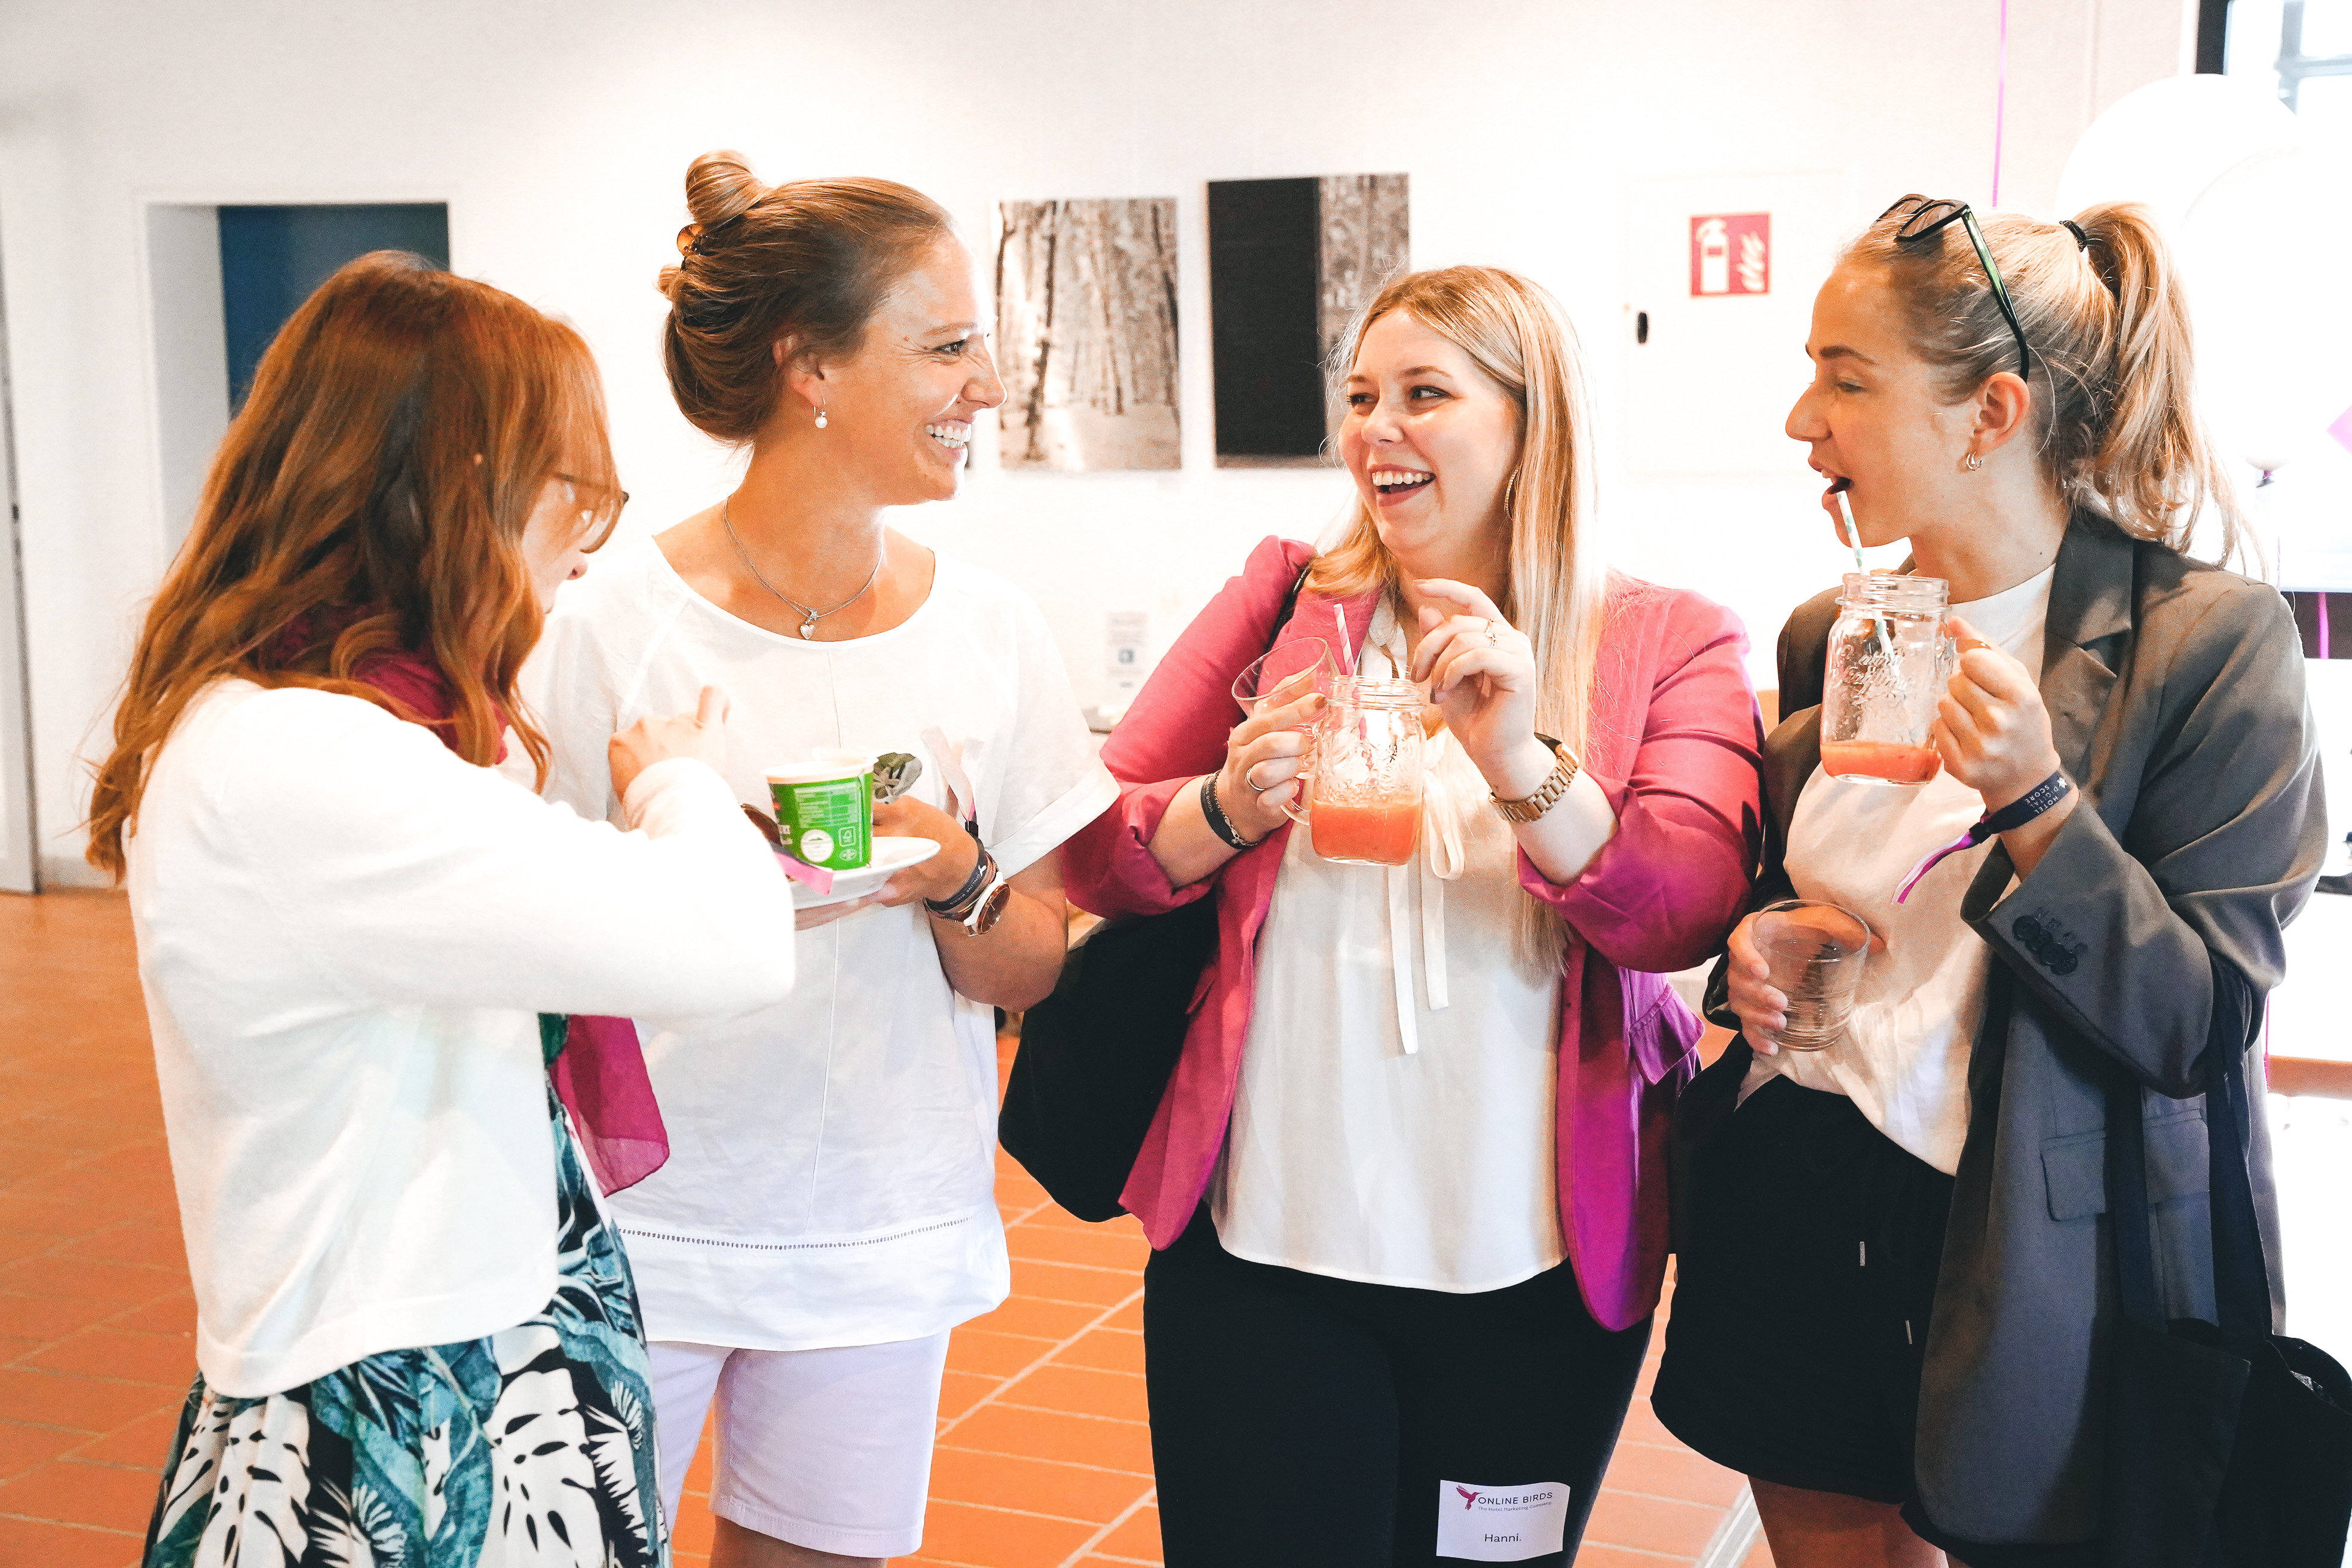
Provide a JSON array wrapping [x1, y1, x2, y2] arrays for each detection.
[[1065, 536, 1765, 1330]]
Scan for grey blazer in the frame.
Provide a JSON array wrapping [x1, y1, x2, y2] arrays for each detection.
[[1683, 513, 2328, 1546]]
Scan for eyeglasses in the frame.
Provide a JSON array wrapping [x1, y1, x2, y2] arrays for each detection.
[[1878, 195, 2032, 382]]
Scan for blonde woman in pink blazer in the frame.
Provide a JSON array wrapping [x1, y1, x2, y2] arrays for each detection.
[[1065, 266, 1764, 1567]]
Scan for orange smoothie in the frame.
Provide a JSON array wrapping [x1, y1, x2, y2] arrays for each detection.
[[1311, 798, 1421, 865], [1821, 740, 1943, 785]]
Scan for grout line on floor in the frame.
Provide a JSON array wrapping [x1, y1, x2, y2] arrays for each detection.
[[933, 1284, 1146, 1444], [1054, 1484, 1156, 1568]]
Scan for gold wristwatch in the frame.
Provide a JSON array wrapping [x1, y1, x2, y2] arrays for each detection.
[[1492, 733, 1582, 823]]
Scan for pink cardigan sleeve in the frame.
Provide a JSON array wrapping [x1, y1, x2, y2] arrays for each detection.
[[1519, 590, 1764, 973], [1065, 535, 1317, 921]]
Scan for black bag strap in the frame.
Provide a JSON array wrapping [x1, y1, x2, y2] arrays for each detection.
[[2103, 953, 2271, 1350], [1270, 559, 1313, 659]]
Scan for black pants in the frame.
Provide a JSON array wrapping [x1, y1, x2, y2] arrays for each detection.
[[1144, 1207, 1650, 1567]]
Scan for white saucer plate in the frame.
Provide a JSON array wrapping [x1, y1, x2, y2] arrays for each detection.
[[785, 835, 942, 908]]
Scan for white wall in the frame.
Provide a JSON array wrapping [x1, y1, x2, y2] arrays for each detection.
[[0, 0, 2190, 886]]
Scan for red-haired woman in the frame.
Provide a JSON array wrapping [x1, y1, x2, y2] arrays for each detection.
[[89, 251, 796, 1566], [1654, 200, 2328, 1566]]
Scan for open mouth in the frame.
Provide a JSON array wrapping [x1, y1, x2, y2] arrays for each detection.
[[926, 421, 971, 452], [1370, 466, 1434, 498]]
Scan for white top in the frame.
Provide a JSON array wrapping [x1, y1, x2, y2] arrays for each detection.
[[522, 538, 1117, 1350], [1212, 605, 1566, 1291], [127, 680, 795, 1398], [1750, 565, 2056, 1174]]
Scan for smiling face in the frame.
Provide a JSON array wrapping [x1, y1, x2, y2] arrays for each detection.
[[1787, 262, 1983, 549], [1336, 310, 1521, 575], [797, 235, 1005, 506]]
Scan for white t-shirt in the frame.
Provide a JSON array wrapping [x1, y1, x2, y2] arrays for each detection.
[[1750, 566, 2055, 1174], [522, 539, 1117, 1350], [1211, 604, 1566, 1291], [130, 681, 795, 1396]]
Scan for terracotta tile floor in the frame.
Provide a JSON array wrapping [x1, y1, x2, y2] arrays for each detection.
[[1, 890, 1769, 1567]]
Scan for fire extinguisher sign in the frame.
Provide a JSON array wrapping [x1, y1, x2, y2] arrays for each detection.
[[1690, 213, 1770, 296]]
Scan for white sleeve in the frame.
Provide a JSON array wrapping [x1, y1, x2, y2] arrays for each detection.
[[978, 590, 1120, 878], [516, 602, 630, 825], [217, 693, 792, 1021]]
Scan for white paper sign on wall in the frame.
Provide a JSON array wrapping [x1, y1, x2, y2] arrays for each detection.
[[1434, 1479, 1570, 1561], [1625, 171, 1853, 478]]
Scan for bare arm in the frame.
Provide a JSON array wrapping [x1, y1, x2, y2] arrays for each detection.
[[874, 795, 1070, 1010], [1146, 685, 1325, 887]]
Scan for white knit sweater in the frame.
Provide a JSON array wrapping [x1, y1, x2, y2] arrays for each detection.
[[125, 680, 795, 1396]]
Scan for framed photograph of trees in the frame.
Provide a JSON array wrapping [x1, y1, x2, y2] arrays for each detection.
[[996, 198, 1180, 471]]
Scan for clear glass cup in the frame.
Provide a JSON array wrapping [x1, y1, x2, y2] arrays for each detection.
[[1298, 675, 1425, 866], [1821, 572, 1957, 786], [1232, 638, 1338, 715], [1753, 898, 1874, 1051]]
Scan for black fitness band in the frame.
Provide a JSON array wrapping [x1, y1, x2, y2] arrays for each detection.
[[1199, 773, 1261, 852], [1894, 768, 2072, 903]]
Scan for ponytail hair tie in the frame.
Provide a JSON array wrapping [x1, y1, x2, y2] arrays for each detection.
[[2060, 219, 2091, 251]]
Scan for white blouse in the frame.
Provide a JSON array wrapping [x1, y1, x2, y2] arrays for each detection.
[[1212, 606, 1566, 1291], [523, 540, 1117, 1351], [1749, 566, 2055, 1174]]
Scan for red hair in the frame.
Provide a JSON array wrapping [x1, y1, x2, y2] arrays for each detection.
[[87, 250, 620, 878]]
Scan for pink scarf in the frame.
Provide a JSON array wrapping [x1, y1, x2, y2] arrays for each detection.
[[333, 629, 671, 1196]]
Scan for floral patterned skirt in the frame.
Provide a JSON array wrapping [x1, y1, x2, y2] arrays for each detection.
[[143, 1083, 667, 1567]]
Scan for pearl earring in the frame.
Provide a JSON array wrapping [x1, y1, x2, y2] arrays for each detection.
[[816, 408, 829, 430]]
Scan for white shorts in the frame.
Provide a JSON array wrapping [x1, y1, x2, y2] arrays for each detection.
[[648, 1332, 953, 1558]]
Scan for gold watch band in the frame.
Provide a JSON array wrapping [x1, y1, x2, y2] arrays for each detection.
[[1492, 733, 1582, 823]]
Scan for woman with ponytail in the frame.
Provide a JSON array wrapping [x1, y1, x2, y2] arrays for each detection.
[[1653, 200, 2328, 1566], [1066, 265, 1764, 1565]]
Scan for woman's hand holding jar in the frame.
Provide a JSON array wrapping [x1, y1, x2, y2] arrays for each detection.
[[1216, 682, 1327, 843], [1932, 614, 2076, 876]]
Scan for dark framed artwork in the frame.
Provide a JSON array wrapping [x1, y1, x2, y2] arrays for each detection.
[[996, 198, 1180, 471], [1208, 174, 1408, 467]]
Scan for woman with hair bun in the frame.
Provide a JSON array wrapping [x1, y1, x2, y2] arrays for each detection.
[[93, 252, 797, 1564], [1654, 200, 2328, 1566], [523, 153, 1113, 1567], [1065, 264, 1764, 1565]]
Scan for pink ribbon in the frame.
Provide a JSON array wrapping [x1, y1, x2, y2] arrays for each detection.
[[1894, 826, 1986, 904], [773, 849, 835, 896]]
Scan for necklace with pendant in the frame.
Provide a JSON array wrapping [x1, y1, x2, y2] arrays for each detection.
[[722, 501, 884, 639]]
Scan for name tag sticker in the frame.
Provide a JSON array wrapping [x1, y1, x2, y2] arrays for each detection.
[[1435, 1480, 1572, 1561]]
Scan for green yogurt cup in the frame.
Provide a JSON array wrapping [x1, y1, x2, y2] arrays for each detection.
[[764, 758, 874, 871]]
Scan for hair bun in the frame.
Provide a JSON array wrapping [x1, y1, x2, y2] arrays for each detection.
[[684, 151, 765, 228]]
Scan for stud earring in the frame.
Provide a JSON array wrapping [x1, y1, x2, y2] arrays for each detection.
[[816, 407, 829, 430], [1964, 451, 1982, 472]]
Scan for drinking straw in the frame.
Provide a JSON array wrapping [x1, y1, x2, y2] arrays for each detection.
[[1837, 488, 1906, 693]]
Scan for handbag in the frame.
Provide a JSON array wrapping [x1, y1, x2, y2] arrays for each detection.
[[2100, 965, 2352, 1567], [1000, 564, 1311, 1221]]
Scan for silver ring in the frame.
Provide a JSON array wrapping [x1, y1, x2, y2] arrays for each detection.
[[1244, 764, 1273, 794]]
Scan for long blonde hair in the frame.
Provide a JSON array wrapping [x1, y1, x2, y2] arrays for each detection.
[[1311, 265, 1609, 968], [1846, 199, 2247, 560]]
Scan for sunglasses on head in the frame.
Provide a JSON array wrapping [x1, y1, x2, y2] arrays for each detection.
[[1878, 195, 2032, 382]]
